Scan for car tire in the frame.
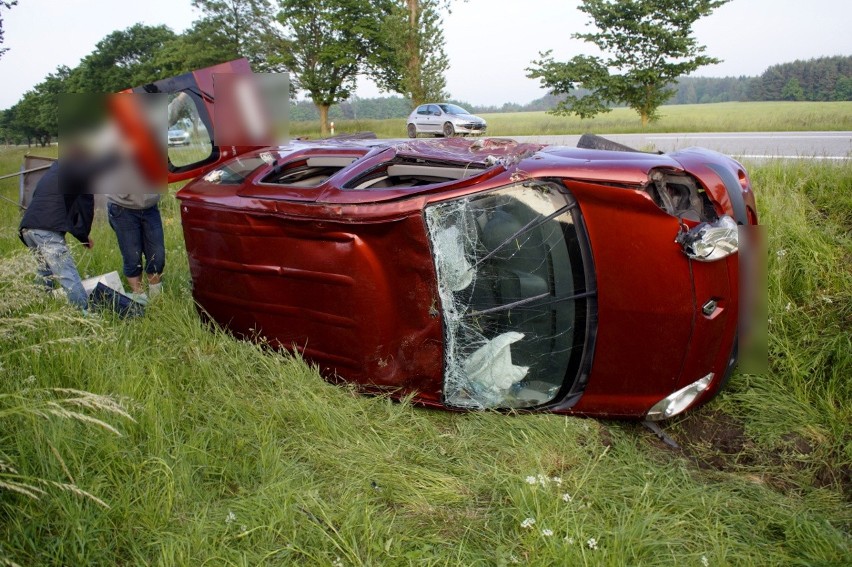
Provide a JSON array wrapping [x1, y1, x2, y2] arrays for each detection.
[[407, 123, 417, 138], [443, 122, 455, 138]]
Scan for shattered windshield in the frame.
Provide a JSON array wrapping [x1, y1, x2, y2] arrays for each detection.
[[425, 181, 590, 409]]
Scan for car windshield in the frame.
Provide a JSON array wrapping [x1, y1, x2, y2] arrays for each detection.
[[438, 104, 470, 115], [425, 181, 592, 410]]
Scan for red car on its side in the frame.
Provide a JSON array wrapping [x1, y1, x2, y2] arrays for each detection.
[[122, 60, 757, 420]]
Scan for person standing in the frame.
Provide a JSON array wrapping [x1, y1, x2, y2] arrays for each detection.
[[19, 160, 96, 311], [106, 190, 165, 304]]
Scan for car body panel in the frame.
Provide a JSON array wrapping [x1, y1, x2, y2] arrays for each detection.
[[175, 137, 757, 419]]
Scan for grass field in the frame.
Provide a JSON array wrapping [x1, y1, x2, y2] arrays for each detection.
[[289, 101, 852, 139], [0, 144, 850, 565]]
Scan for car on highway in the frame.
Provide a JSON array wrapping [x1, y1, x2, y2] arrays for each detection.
[[407, 103, 487, 138], [117, 60, 758, 420]]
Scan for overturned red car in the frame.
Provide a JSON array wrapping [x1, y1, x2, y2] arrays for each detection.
[[130, 61, 758, 420]]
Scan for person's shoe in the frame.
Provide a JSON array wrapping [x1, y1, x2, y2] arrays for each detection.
[[128, 292, 149, 306], [148, 282, 163, 299]]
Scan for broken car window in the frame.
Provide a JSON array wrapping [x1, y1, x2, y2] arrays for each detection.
[[167, 91, 214, 168], [425, 181, 590, 410]]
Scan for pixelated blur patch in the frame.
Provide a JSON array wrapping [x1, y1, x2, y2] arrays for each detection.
[[739, 224, 767, 374], [214, 72, 289, 147], [57, 93, 167, 194]]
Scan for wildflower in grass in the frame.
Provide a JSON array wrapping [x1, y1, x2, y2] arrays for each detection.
[[562, 492, 572, 502], [525, 475, 537, 485], [509, 555, 520, 564], [586, 537, 598, 550], [776, 249, 787, 258], [225, 510, 236, 524], [785, 302, 792, 312], [564, 536, 575, 544], [542, 528, 553, 537], [821, 295, 833, 304], [332, 557, 344, 567], [701, 555, 709, 566], [551, 476, 563, 486], [240, 525, 247, 533], [520, 517, 536, 529]]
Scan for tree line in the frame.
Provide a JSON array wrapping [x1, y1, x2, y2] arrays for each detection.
[[0, 0, 454, 145], [670, 56, 852, 104]]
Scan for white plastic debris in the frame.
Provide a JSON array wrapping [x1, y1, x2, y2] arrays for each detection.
[[81, 271, 125, 296], [463, 332, 529, 395]]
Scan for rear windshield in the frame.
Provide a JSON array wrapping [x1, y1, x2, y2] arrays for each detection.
[[207, 157, 266, 184]]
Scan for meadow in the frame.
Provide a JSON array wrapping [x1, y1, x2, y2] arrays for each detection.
[[288, 101, 852, 139], [0, 142, 850, 565]]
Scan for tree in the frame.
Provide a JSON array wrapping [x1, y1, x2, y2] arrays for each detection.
[[527, 0, 730, 126], [71, 24, 178, 92], [273, 0, 377, 135], [188, 0, 287, 72], [369, 0, 449, 107], [0, 1, 16, 60], [781, 78, 804, 101]]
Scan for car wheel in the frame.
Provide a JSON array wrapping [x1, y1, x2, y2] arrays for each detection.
[[407, 123, 417, 138], [443, 122, 455, 138]]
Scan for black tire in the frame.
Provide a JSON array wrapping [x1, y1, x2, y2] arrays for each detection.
[[443, 122, 455, 137], [407, 123, 417, 138]]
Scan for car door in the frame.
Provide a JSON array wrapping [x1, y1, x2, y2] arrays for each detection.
[[412, 105, 427, 132], [114, 58, 266, 184], [427, 105, 443, 133]]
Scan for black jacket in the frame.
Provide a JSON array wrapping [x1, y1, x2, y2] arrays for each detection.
[[19, 161, 97, 244]]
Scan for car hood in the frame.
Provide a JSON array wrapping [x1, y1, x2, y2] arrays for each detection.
[[451, 113, 484, 122]]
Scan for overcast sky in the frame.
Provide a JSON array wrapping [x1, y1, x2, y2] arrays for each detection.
[[1, 0, 850, 109]]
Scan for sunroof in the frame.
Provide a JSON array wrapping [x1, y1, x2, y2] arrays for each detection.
[[260, 156, 359, 187], [345, 160, 488, 190]]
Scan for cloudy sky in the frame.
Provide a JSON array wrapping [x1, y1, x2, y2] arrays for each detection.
[[1, 0, 850, 109]]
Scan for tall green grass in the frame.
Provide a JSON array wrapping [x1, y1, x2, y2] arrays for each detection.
[[0, 146, 849, 565], [288, 101, 852, 139]]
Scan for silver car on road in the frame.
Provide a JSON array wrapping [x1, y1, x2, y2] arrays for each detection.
[[407, 103, 487, 138]]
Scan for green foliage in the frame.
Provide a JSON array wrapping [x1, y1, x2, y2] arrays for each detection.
[[70, 24, 178, 93], [186, 0, 286, 73], [368, 0, 449, 108], [781, 78, 805, 102], [0, 0, 16, 60], [273, 0, 379, 134], [528, 0, 730, 125]]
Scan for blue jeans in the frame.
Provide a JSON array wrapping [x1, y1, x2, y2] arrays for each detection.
[[107, 203, 166, 278], [20, 228, 89, 310]]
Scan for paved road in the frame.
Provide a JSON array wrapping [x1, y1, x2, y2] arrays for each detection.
[[507, 131, 852, 161]]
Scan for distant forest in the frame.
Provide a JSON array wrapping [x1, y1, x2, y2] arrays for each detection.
[[292, 55, 852, 121]]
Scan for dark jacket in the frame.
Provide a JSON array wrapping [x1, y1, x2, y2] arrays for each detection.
[[19, 161, 97, 244]]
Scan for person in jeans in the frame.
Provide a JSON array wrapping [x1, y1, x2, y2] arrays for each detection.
[[106, 192, 165, 303], [19, 160, 96, 311]]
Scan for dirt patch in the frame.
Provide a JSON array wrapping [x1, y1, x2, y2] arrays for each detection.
[[675, 409, 755, 470], [648, 409, 851, 499]]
